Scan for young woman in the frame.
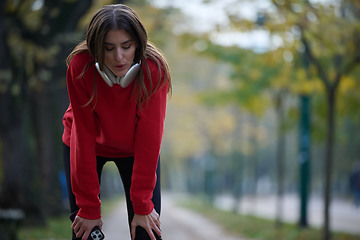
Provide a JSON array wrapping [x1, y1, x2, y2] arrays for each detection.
[[62, 4, 171, 240]]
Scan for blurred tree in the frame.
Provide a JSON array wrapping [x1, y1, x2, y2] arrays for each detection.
[[182, 35, 299, 226], [265, 1, 360, 239], [0, 0, 106, 224], [177, 1, 360, 237]]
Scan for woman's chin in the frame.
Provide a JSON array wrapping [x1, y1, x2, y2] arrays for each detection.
[[112, 68, 129, 77]]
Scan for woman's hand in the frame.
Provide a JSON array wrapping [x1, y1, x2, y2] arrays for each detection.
[[131, 208, 161, 240], [72, 215, 103, 240]]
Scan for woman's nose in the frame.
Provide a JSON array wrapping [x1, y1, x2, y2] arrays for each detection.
[[115, 48, 124, 61]]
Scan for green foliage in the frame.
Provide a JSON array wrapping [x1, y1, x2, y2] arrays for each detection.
[[130, 2, 179, 49], [185, 0, 360, 133]]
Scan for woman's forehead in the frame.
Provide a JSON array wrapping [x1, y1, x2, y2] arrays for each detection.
[[104, 29, 132, 44]]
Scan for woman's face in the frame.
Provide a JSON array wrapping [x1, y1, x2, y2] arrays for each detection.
[[103, 29, 137, 77]]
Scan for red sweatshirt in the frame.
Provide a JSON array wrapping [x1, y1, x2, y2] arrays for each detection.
[[62, 52, 168, 220]]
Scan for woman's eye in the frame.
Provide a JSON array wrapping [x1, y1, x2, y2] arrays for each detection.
[[105, 47, 114, 51], [123, 45, 131, 50]]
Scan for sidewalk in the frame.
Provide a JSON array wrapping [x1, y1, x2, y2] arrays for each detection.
[[102, 194, 247, 240]]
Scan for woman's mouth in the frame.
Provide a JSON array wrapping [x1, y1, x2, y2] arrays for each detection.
[[115, 64, 126, 70]]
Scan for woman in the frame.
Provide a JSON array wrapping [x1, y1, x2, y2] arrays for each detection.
[[62, 4, 171, 240]]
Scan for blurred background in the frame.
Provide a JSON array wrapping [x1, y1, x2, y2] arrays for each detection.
[[0, 0, 360, 239]]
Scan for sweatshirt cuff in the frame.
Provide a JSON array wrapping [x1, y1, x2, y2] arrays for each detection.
[[133, 201, 154, 215], [77, 206, 101, 220]]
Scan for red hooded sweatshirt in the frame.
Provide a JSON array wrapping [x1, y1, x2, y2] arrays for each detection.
[[62, 52, 168, 220]]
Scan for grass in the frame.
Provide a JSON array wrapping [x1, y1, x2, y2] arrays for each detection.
[[18, 215, 70, 240], [179, 197, 360, 240], [18, 196, 122, 240]]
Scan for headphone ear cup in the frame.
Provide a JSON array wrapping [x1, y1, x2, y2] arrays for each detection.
[[120, 62, 141, 88], [95, 62, 113, 87], [95, 61, 141, 88]]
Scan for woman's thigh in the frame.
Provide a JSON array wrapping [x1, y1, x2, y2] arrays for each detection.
[[114, 157, 162, 240]]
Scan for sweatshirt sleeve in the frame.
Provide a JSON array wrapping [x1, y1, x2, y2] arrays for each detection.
[[67, 55, 101, 219], [131, 62, 169, 215]]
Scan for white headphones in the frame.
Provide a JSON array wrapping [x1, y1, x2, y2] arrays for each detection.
[[95, 61, 141, 88]]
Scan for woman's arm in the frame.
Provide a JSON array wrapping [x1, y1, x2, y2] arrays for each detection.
[[67, 54, 102, 220], [131, 62, 168, 215], [130, 60, 169, 239]]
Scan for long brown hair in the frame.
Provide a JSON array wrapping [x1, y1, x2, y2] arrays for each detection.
[[66, 4, 171, 108]]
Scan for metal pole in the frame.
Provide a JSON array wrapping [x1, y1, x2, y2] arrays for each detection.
[[299, 95, 310, 227]]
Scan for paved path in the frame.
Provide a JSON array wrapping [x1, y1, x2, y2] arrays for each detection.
[[214, 194, 360, 234], [102, 193, 360, 239], [102, 194, 247, 240]]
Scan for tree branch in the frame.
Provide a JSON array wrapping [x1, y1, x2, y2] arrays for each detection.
[[341, 31, 360, 75], [299, 26, 330, 90]]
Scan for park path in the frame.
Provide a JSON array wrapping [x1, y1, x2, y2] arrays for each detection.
[[214, 193, 360, 235], [102, 194, 247, 240], [102, 193, 360, 239]]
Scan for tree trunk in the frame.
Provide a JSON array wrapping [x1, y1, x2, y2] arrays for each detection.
[[32, 84, 63, 216], [0, 0, 44, 224], [275, 93, 285, 228], [323, 86, 336, 240], [0, 72, 45, 225]]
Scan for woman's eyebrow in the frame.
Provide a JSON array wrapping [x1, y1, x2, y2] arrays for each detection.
[[104, 40, 132, 46], [121, 40, 132, 45]]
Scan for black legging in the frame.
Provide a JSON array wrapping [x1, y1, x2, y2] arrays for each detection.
[[63, 144, 162, 240]]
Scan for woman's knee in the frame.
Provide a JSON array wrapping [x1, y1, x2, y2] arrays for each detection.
[[134, 226, 162, 240]]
